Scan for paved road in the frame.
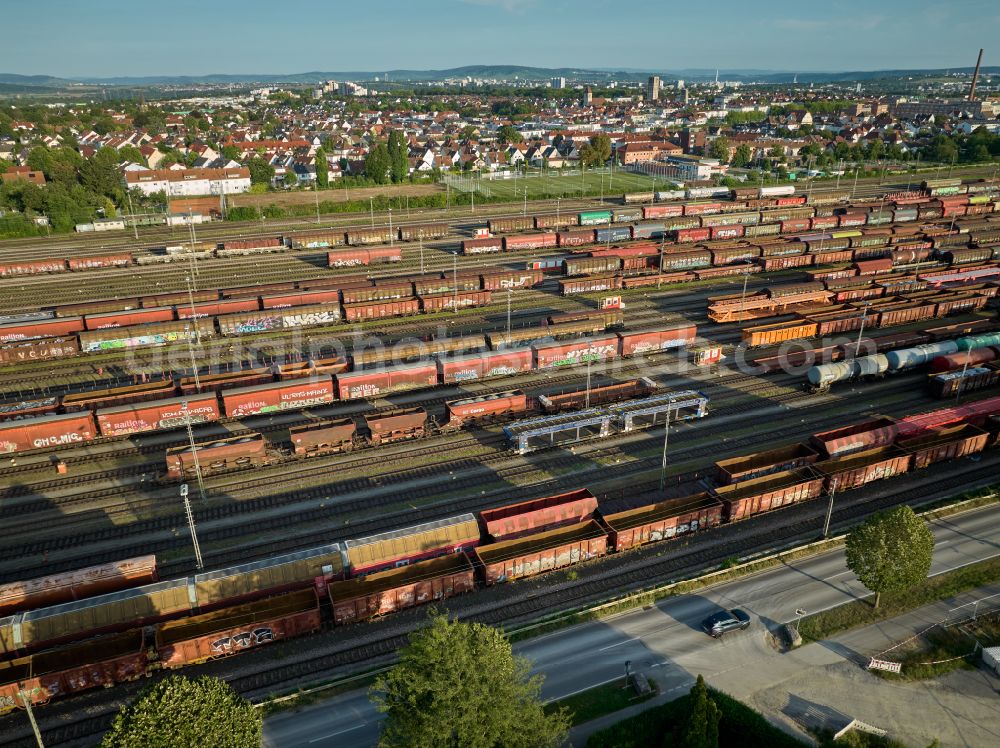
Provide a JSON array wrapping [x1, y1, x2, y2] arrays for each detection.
[[263, 503, 1000, 747]]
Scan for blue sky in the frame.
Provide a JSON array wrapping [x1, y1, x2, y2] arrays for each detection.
[[3, 0, 995, 77]]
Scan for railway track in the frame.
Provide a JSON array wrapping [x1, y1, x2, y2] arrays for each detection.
[[0, 370, 934, 580], [3, 167, 984, 259], [6, 448, 995, 748]]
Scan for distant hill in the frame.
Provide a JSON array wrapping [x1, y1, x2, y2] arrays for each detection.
[[1, 65, 998, 88]]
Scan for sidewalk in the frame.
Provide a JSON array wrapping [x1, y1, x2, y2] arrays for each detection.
[[568, 583, 1000, 748]]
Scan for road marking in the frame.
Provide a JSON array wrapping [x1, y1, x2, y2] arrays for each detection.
[[598, 636, 640, 652], [309, 723, 367, 742], [822, 570, 853, 581]]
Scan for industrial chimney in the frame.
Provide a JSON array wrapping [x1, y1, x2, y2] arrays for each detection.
[[968, 48, 984, 101]]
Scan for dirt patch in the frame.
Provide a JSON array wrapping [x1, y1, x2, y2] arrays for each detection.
[[229, 183, 443, 209]]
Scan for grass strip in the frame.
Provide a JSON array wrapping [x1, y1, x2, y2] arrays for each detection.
[[798, 554, 1000, 644], [544, 679, 657, 727]]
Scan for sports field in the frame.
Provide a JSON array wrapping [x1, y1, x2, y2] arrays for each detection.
[[450, 170, 665, 200]]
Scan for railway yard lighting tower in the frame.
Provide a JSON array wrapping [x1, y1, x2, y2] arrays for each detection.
[[658, 396, 674, 491], [180, 483, 204, 570], [369, 197, 374, 228], [823, 479, 838, 538], [17, 689, 44, 747], [388, 208, 394, 247], [452, 252, 459, 314]]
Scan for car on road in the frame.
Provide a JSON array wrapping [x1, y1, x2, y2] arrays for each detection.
[[701, 609, 751, 638]]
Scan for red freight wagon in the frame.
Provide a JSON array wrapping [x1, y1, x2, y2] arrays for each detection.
[[335, 363, 437, 400], [480, 269, 544, 290], [0, 259, 66, 277], [261, 290, 341, 309], [328, 555, 475, 625], [760, 254, 814, 271], [480, 489, 598, 540], [67, 254, 133, 271], [165, 435, 269, 478], [53, 298, 140, 317], [714, 443, 820, 485], [142, 289, 220, 307], [342, 298, 419, 322], [675, 227, 712, 243], [617, 324, 696, 355], [810, 215, 840, 230], [419, 290, 492, 312], [781, 219, 812, 233], [556, 229, 597, 247], [178, 298, 260, 319], [683, 203, 722, 216], [155, 590, 321, 668], [816, 446, 911, 491], [0, 336, 79, 364], [436, 349, 533, 383], [710, 246, 761, 265], [602, 493, 723, 551], [364, 408, 427, 445], [462, 237, 504, 254], [340, 283, 412, 304], [0, 316, 85, 342], [96, 393, 220, 437], [0, 412, 97, 454], [0, 631, 146, 711], [327, 246, 401, 267], [0, 556, 157, 616], [83, 307, 176, 330], [532, 336, 619, 369], [715, 469, 825, 521], [897, 425, 989, 470], [61, 381, 177, 412], [221, 378, 334, 418], [290, 418, 357, 455], [503, 233, 559, 251], [810, 416, 898, 458], [475, 520, 608, 584], [642, 204, 685, 218], [444, 390, 530, 428], [222, 282, 298, 299], [710, 225, 746, 240], [854, 258, 894, 276]]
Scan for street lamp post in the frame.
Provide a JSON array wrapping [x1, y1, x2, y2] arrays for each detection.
[[369, 197, 374, 228], [388, 208, 393, 247], [452, 252, 458, 314], [854, 302, 871, 357]]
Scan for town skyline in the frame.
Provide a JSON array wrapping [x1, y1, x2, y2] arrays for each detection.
[[3, 0, 993, 77]]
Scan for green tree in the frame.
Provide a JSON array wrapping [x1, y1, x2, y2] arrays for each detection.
[[709, 137, 731, 163], [364, 142, 391, 184], [247, 155, 274, 186], [220, 144, 240, 162], [116, 145, 146, 165], [92, 116, 118, 135], [101, 675, 261, 748], [845, 506, 934, 609], [460, 124, 478, 141], [387, 130, 409, 183], [497, 124, 523, 145], [315, 146, 329, 188], [679, 675, 721, 748], [731, 143, 753, 168], [579, 133, 612, 167], [283, 169, 298, 188], [79, 147, 125, 202], [372, 612, 568, 748]]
